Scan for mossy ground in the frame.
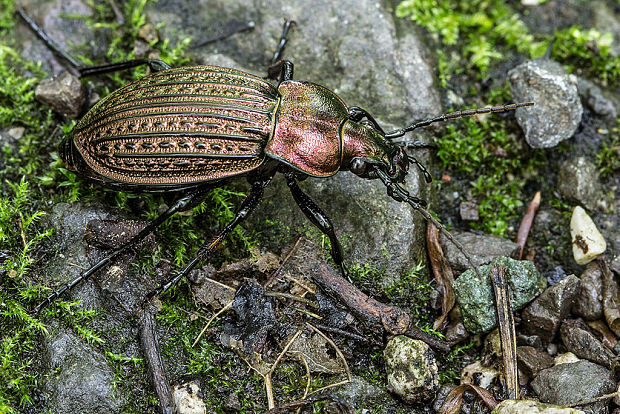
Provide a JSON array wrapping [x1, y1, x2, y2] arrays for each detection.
[[1, 0, 618, 412]]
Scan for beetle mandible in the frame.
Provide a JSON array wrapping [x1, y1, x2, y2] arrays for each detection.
[[19, 11, 532, 313]]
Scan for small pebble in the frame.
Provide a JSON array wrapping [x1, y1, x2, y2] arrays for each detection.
[[570, 206, 607, 265]]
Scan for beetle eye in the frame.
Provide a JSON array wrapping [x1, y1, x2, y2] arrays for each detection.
[[350, 158, 367, 176]]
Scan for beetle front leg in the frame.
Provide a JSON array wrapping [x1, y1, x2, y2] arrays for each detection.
[[147, 176, 272, 300], [284, 173, 350, 281]]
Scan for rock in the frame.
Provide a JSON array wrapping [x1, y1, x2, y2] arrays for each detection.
[[459, 201, 479, 221], [557, 158, 602, 211], [572, 262, 603, 320], [521, 274, 580, 341], [516, 346, 554, 377], [328, 375, 402, 412], [492, 399, 585, 414], [453, 257, 547, 334], [544, 266, 568, 286], [509, 59, 582, 148], [383, 336, 438, 403], [445, 320, 469, 345], [35, 71, 86, 119], [440, 232, 521, 275], [554, 352, 580, 366], [42, 329, 124, 414], [172, 382, 206, 414], [531, 360, 615, 413], [577, 77, 617, 119], [560, 319, 614, 368], [570, 206, 607, 265], [461, 361, 499, 389]]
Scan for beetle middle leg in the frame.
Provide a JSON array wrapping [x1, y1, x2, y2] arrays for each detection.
[[284, 172, 350, 282]]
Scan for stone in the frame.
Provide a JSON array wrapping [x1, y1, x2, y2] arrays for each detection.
[[42, 329, 124, 414], [453, 257, 547, 334], [492, 399, 585, 413], [570, 206, 607, 265], [509, 59, 582, 148], [440, 232, 521, 275], [560, 319, 614, 368], [172, 382, 207, 414], [521, 275, 580, 341], [516, 346, 554, 377], [557, 158, 602, 211], [35, 71, 86, 119], [531, 360, 615, 413], [459, 201, 479, 221], [384, 336, 438, 403], [572, 262, 603, 320]]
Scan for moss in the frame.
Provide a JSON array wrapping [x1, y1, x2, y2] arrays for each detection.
[[596, 122, 620, 178], [552, 25, 620, 87], [395, 0, 547, 81]]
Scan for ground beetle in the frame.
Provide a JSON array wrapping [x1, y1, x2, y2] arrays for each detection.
[[19, 10, 533, 313]]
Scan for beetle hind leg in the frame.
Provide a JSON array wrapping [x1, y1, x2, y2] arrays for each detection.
[[146, 176, 272, 301], [33, 188, 210, 314]]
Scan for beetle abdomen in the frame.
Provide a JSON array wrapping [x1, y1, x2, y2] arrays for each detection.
[[71, 65, 278, 187]]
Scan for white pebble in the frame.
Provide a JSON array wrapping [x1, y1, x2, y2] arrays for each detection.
[[570, 206, 606, 265]]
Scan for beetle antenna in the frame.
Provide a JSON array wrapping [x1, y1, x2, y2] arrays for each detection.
[[374, 168, 484, 281], [385, 102, 534, 140]]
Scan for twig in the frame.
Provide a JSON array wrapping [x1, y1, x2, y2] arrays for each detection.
[[265, 236, 303, 288], [563, 391, 618, 408], [515, 191, 541, 260], [191, 301, 233, 347], [265, 330, 303, 410], [266, 291, 319, 308], [490, 265, 519, 399], [139, 303, 173, 414], [313, 263, 450, 352], [311, 323, 372, 344], [307, 323, 351, 382]]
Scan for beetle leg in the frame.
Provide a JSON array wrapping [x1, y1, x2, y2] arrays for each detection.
[[271, 20, 296, 64], [33, 188, 209, 314], [17, 9, 171, 78], [267, 60, 295, 83], [284, 173, 350, 282], [146, 176, 272, 300]]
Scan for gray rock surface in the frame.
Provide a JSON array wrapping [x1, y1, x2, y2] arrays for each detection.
[[557, 157, 602, 211], [42, 329, 125, 414], [521, 274, 580, 342], [531, 360, 615, 413], [509, 59, 583, 148]]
